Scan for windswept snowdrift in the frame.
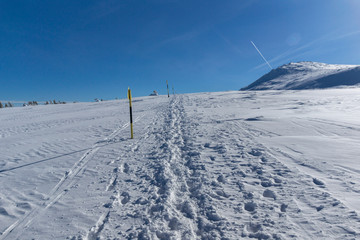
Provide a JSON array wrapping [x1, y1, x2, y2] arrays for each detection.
[[242, 62, 360, 90], [1, 89, 360, 239]]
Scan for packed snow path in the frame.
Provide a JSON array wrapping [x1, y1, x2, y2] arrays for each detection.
[[1, 89, 360, 239]]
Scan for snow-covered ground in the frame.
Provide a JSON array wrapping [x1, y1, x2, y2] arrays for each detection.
[[1, 89, 360, 239], [242, 62, 360, 90]]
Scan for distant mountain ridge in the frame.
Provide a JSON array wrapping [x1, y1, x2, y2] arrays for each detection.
[[242, 61, 360, 90]]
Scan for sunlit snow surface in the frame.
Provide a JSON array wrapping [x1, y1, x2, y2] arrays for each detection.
[[242, 62, 360, 90], [1, 89, 360, 239]]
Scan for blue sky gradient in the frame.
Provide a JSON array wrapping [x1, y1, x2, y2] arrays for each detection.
[[1, 0, 360, 101]]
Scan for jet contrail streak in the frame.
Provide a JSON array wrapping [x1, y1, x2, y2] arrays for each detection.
[[251, 41, 273, 70]]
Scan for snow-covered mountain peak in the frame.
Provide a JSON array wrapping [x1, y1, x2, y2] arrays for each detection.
[[242, 61, 360, 90], [279, 61, 357, 71]]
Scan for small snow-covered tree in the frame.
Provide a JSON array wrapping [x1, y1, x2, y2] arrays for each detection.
[[0, 102, 3, 108]]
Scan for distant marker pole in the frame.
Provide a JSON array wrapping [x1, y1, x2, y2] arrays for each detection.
[[127, 87, 134, 139], [172, 85, 175, 95], [166, 80, 170, 98]]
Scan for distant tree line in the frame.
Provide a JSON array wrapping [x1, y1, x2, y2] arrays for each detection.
[[0, 99, 69, 109], [25, 101, 39, 106], [44, 100, 66, 105], [23, 100, 66, 106], [0, 101, 13, 108]]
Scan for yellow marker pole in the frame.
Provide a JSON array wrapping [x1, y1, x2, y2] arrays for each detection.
[[127, 87, 134, 139]]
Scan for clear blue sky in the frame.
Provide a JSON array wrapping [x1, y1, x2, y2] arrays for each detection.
[[1, 0, 360, 101]]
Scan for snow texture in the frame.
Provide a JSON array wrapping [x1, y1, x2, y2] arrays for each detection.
[[242, 61, 360, 90], [1, 89, 360, 239]]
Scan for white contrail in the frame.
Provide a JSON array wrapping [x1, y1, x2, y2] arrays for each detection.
[[250, 41, 273, 70]]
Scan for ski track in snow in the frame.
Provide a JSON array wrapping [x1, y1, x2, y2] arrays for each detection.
[[0, 100, 152, 239], [1, 90, 360, 239], [84, 94, 359, 239], [1, 115, 145, 239]]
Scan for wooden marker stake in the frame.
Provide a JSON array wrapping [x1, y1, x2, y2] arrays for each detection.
[[127, 87, 134, 139], [166, 80, 170, 98]]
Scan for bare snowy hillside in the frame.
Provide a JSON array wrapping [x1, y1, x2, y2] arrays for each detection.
[[1, 89, 360, 239], [242, 62, 360, 90]]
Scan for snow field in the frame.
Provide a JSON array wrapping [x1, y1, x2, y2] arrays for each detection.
[[1, 89, 360, 239]]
